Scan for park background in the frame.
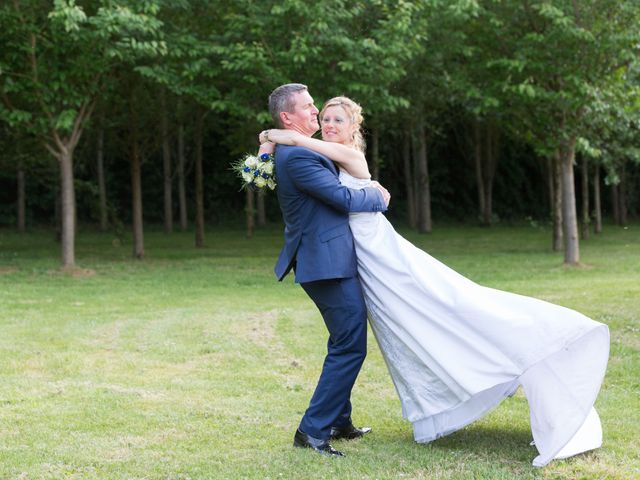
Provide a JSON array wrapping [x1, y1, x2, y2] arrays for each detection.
[[0, 1, 639, 479]]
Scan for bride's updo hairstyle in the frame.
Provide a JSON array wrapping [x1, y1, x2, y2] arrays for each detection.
[[320, 96, 366, 153]]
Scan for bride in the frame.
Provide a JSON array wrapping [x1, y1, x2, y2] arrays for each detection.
[[260, 96, 609, 467]]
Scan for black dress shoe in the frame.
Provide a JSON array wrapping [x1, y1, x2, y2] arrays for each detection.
[[330, 423, 372, 440], [293, 429, 344, 457]]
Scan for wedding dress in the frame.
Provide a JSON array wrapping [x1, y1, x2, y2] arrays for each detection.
[[340, 171, 609, 467]]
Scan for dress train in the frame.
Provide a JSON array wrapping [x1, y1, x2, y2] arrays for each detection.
[[339, 171, 609, 467]]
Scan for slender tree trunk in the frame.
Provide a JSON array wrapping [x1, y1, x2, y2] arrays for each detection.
[[611, 183, 620, 225], [17, 162, 26, 233], [161, 92, 173, 234], [560, 136, 579, 264], [194, 112, 205, 247], [593, 165, 602, 234], [412, 131, 420, 226], [177, 121, 188, 231], [580, 155, 589, 240], [473, 119, 485, 221], [416, 122, 432, 233], [546, 157, 554, 219], [256, 190, 266, 227], [619, 163, 628, 225], [552, 151, 563, 251], [371, 128, 380, 180], [47, 108, 93, 265], [130, 121, 144, 260], [402, 131, 416, 228], [482, 122, 498, 226], [96, 126, 108, 231], [246, 188, 255, 239], [59, 148, 76, 267], [48, 100, 94, 267]]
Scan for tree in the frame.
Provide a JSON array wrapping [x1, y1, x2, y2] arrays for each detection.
[[0, 0, 166, 267], [473, 0, 640, 263]]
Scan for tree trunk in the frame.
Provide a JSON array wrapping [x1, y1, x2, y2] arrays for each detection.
[[194, 112, 205, 247], [45, 100, 94, 267], [96, 126, 108, 231], [560, 136, 579, 264], [552, 151, 563, 251], [17, 162, 26, 233], [611, 183, 620, 225], [481, 121, 498, 226], [246, 188, 255, 239], [402, 131, 416, 228], [593, 165, 602, 234], [618, 163, 627, 225], [130, 123, 144, 260], [416, 122, 432, 233], [256, 189, 266, 227], [546, 156, 554, 221], [412, 132, 420, 227], [177, 121, 188, 231], [371, 128, 380, 180], [161, 92, 173, 234], [580, 155, 589, 240], [59, 148, 76, 267], [473, 119, 485, 221], [128, 95, 144, 259]]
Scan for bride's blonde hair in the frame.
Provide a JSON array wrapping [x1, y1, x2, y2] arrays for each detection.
[[320, 96, 365, 153]]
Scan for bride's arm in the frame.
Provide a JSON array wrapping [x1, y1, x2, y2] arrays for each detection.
[[258, 141, 274, 156], [263, 129, 370, 179]]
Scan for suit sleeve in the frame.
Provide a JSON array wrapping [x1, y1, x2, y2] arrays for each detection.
[[287, 152, 387, 214]]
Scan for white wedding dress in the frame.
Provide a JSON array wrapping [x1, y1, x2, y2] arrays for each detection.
[[340, 171, 610, 467]]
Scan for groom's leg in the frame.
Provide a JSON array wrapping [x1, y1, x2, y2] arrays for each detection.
[[298, 276, 367, 439]]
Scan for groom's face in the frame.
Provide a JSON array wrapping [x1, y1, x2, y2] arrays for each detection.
[[281, 90, 319, 137]]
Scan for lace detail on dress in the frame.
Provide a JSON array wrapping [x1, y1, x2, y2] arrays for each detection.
[[367, 299, 464, 422]]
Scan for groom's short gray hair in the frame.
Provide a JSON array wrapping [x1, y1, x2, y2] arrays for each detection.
[[269, 83, 308, 127]]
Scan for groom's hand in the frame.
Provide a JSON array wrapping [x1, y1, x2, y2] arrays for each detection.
[[370, 181, 390, 207]]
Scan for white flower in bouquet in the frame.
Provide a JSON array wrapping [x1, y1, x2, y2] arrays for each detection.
[[245, 155, 259, 169], [254, 176, 267, 188], [262, 162, 274, 175]]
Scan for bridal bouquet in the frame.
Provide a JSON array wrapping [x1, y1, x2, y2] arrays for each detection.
[[233, 152, 276, 191]]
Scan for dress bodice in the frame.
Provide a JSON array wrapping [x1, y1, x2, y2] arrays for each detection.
[[338, 170, 378, 223], [339, 171, 371, 190]]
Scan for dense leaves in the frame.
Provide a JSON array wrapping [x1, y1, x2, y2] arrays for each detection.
[[0, 0, 639, 265]]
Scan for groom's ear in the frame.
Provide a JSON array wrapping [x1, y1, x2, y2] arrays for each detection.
[[280, 111, 291, 127]]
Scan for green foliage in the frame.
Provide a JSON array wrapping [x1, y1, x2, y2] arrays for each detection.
[[1, 0, 640, 229], [0, 0, 167, 142]]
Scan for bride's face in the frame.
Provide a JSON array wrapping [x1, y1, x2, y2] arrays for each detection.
[[321, 105, 355, 145]]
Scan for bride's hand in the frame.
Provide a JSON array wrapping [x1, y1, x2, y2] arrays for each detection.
[[370, 180, 391, 207], [259, 129, 301, 146]]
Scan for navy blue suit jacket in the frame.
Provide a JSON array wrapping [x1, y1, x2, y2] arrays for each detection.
[[274, 144, 387, 283]]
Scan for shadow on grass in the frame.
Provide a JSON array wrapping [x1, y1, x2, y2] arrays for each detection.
[[427, 424, 534, 463]]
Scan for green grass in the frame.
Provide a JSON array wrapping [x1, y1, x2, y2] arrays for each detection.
[[0, 222, 638, 479]]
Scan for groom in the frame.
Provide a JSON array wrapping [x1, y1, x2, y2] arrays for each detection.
[[267, 83, 390, 457]]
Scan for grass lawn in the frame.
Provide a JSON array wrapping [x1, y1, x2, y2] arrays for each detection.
[[0, 222, 638, 479]]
